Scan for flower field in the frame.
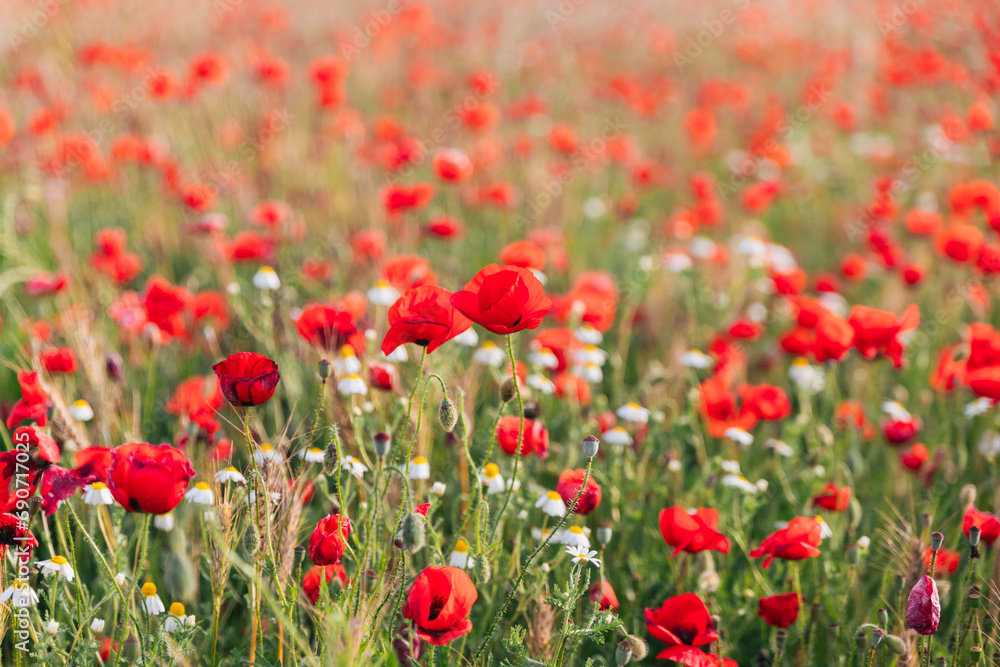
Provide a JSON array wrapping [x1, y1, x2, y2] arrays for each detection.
[[3, 0, 1000, 665]]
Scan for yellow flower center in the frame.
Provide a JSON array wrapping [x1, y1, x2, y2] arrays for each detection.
[[195, 482, 210, 490], [72, 399, 90, 408], [142, 582, 157, 597], [260, 444, 274, 452], [569, 526, 584, 534], [454, 539, 469, 553], [481, 341, 497, 349], [225, 466, 238, 473], [585, 344, 597, 351], [345, 374, 361, 380], [375, 279, 391, 289], [413, 456, 428, 465], [792, 357, 809, 367], [92, 482, 108, 490], [49, 556, 68, 566], [259, 265, 276, 274], [483, 463, 499, 478], [168, 602, 186, 616], [340, 344, 356, 358], [308, 448, 322, 455], [547, 490, 561, 500], [627, 402, 640, 409]]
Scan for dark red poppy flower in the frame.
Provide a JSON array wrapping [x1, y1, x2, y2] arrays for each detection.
[[302, 564, 349, 604], [496, 416, 549, 458], [107, 443, 195, 514], [40, 465, 95, 515], [882, 415, 922, 445], [212, 353, 280, 407], [556, 468, 602, 514], [906, 575, 940, 635], [451, 264, 553, 335], [308, 514, 352, 565], [381, 286, 472, 356], [964, 507, 1000, 545], [295, 304, 362, 353], [6, 371, 51, 429], [0, 512, 38, 558], [380, 183, 435, 216], [73, 446, 115, 483], [758, 593, 800, 628], [812, 483, 851, 512], [749, 516, 823, 568], [645, 593, 719, 658], [589, 579, 619, 611], [402, 565, 478, 645], [659, 507, 730, 556]]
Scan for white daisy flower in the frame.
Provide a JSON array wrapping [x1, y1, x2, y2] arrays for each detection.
[[473, 341, 506, 367], [535, 490, 566, 517], [532, 526, 554, 541], [765, 439, 794, 457], [252, 265, 281, 291], [366, 280, 400, 306], [724, 427, 754, 446], [300, 447, 325, 463], [574, 324, 603, 345], [164, 602, 188, 633], [83, 482, 115, 506], [816, 516, 833, 540], [574, 345, 607, 366], [154, 513, 175, 532], [564, 545, 601, 567], [215, 466, 246, 484], [720, 459, 742, 474], [35, 555, 74, 581], [341, 456, 368, 478], [616, 402, 650, 423], [408, 456, 430, 480], [788, 358, 825, 394], [453, 328, 479, 347], [857, 535, 871, 549], [449, 539, 471, 568], [334, 345, 363, 375], [721, 474, 758, 493], [881, 401, 911, 420], [478, 463, 505, 494], [254, 444, 283, 464], [601, 427, 631, 447], [69, 399, 95, 421], [528, 347, 559, 369], [141, 583, 165, 615], [680, 349, 714, 369], [384, 345, 408, 362], [965, 397, 994, 419], [0, 582, 39, 607], [554, 525, 590, 548], [662, 251, 692, 273], [338, 374, 368, 396], [689, 236, 717, 259], [114, 573, 127, 586], [527, 373, 555, 395], [755, 479, 769, 493], [980, 431, 1000, 459], [91, 618, 105, 632], [430, 481, 447, 496], [185, 482, 215, 506], [575, 362, 603, 383]]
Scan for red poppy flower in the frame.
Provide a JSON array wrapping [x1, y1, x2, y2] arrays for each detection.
[[499, 241, 546, 271], [308, 514, 352, 565], [432, 149, 473, 182], [212, 353, 280, 407], [555, 468, 602, 514], [758, 593, 800, 628], [882, 415, 922, 445], [6, 371, 51, 429], [40, 465, 95, 515], [380, 183, 435, 216], [659, 507, 730, 556], [382, 255, 437, 291], [25, 271, 68, 296], [302, 564, 349, 604], [73, 446, 114, 483], [0, 451, 43, 512], [402, 566, 478, 645], [369, 362, 397, 391], [295, 304, 362, 353], [906, 575, 940, 635], [925, 548, 959, 575], [740, 384, 791, 421], [963, 507, 1000, 545], [900, 444, 929, 472], [40, 348, 78, 374], [423, 216, 465, 240], [589, 579, 619, 611], [450, 265, 552, 335], [848, 304, 919, 368], [495, 416, 549, 458], [812, 483, 851, 512], [699, 377, 757, 438], [107, 442, 195, 514], [0, 512, 38, 558], [728, 318, 762, 340], [645, 593, 719, 657], [226, 232, 274, 263], [12, 425, 59, 467], [381, 286, 472, 356], [749, 516, 823, 568]]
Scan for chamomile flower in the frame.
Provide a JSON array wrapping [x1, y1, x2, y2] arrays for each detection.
[[575, 345, 607, 366], [83, 482, 114, 506], [430, 481, 447, 496], [816, 516, 833, 539], [215, 467, 246, 484], [473, 341, 505, 367], [334, 345, 362, 375], [616, 402, 650, 423], [574, 324, 603, 345], [601, 427, 632, 447], [449, 539, 471, 568], [0, 582, 39, 607], [528, 347, 559, 369], [788, 358, 825, 394], [720, 460, 742, 474], [91, 619, 105, 633], [341, 456, 368, 478], [408, 456, 430, 480], [478, 463, 505, 494], [36, 555, 74, 581], [667, 459, 683, 472], [185, 482, 215, 506], [679, 349, 713, 369], [965, 397, 994, 419], [721, 474, 758, 494], [154, 513, 175, 532], [554, 525, 590, 548], [881, 401, 911, 420], [142, 583, 165, 615], [164, 602, 188, 633], [254, 444, 282, 464], [384, 345, 408, 363], [252, 265, 281, 291], [765, 439, 794, 457], [300, 447, 325, 463], [575, 362, 603, 383], [724, 427, 754, 446], [366, 279, 400, 306], [69, 399, 95, 421], [527, 373, 556, 394], [535, 490, 566, 517], [338, 374, 368, 396], [453, 327, 479, 347], [564, 545, 601, 567]]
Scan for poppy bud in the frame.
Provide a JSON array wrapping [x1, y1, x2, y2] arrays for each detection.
[[969, 525, 981, 548], [884, 634, 907, 655], [582, 435, 600, 459], [439, 398, 458, 432], [523, 401, 540, 420], [615, 643, 632, 666], [475, 555, 491, 583], [983, 614, 996, 635], [392, 622, 423, 667], [961, 484, 977, 507], [318, 359, 332, 380], [620, 634, 648, 660], [597, 522, 612, 548], [500, 377, 517, 404], [373, 432, 390, 459], [400, 513, 425, 553], [324, 433, 339, 476], [871, 628, 884, 647], [106, 353, 124, 382], [930, 531, 944, 552], [878, 608, 888, 628], [906, 575, 941, 635], [972, 646, 983, 663], [124, 635, 141, 661], [244, 522, 260, 556]]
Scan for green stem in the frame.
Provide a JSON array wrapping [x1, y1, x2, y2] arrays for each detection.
[[488, 334, 524, 543]]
